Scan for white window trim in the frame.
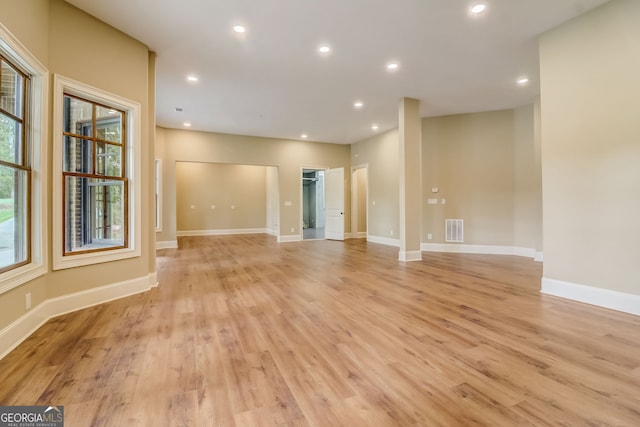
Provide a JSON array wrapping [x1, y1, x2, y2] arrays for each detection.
[[155, 159, 162, 232], [0, 23, 48, 294], [52, 74, 141, 270]]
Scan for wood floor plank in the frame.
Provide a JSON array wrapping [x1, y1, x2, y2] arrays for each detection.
[[1, 235, 639, 426]]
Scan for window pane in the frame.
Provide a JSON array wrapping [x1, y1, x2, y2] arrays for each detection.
[[0, 165, 28, 269], [61, 91, 129, 258], [0, 112, 22, 164], [0, 61, 24, 118], [96, 142, 122, 176], [155, 159, 161, 230], [96, 107, 122, 143], [63, 136, 92, 173], [63, 95, 93, 136], [65, 176, 125, 253]]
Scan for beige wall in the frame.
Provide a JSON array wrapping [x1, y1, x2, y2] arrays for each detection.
[[513, 103, 542, 252], [266, 167, 279, 234], [351, 130, 400, 240], [156, 128, 351, 244], [423, 110, 516, 245], [540, 0, 640, 295], [47, 0, 153, 298], [147, 53, 157, 271], [353, 108, 541, 251], [162, 107, 541, 250], [0, 0, 50, 64], [176, 163, 267, 231], [0, 0, 154, 330]]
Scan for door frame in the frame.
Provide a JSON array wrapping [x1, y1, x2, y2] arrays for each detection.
[[351, 164, 369, 239], [300, 166, 327, 240]]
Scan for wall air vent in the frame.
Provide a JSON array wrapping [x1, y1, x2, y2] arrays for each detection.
[[445, 219, 464, 243]]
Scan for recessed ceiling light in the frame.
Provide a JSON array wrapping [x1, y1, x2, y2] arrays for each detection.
[[386, 62, 399, 71], [354, 101, 364, 109], [470, 3, 487, 14], [372, 124, 379, 131], [233, 25, 246, 33], [301, 133, 308, 139], [186, 75, 198, 83], [183, 122, 192, 127], [318, 45, 331, 54], [517, 76, 530, 85]]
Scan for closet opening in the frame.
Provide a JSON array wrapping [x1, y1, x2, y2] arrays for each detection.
[[301, 169, 325, 240]]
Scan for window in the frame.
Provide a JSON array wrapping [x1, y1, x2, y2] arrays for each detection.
[[155, 159, 162, 231], [0, 24, 47, 294], [53, 75, 141, 270], [0, 55, 29, 272], [63, 95, 127, 254]]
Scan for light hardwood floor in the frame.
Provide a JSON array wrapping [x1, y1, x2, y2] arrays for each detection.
[[1, 235, 639, 426]]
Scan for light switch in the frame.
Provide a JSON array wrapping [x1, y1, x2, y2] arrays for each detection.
[[431, 187, 439, 193], [284, 201, 292, 207], [441, 199, 446, 205], [427, 198, 438, 205]]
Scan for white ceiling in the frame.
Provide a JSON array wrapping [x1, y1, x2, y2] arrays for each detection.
[[66, 0, 610, 144]]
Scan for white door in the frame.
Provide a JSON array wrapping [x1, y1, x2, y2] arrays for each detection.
[[325, 167, 344, 240]]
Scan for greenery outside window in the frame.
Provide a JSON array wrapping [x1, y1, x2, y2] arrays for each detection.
[[53, 75, 141, 270], [155, 159, 161, 231], [0, 55, 29, 273], [0, 23, 48, 294], [63, 94, 127, 254]]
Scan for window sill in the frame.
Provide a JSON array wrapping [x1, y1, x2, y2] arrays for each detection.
[[0, 263, 47, 295], [53, 246, 140, 271]]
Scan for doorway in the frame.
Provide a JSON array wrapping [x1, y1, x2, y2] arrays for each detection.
[[351, 166, 368, 238], [302, 169, 325, 240]]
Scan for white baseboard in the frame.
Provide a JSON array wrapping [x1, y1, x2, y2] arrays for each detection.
[[367, 235, 400, 247], [513, 246, 536, 258], [0, 273, 157, 360], [541, 277, 640, 316], [421, 243, 541, 260], [422, 243, 515, 256], [399, 250, 422, 262], [161, 231, 304, 243], [345, 232, 367, 239], [366, 238, 543, 261], [156, 240, 178, 250], [534, 251, 544, 262], [177, 228, 268, 237], [278, 235, 301, 243]]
